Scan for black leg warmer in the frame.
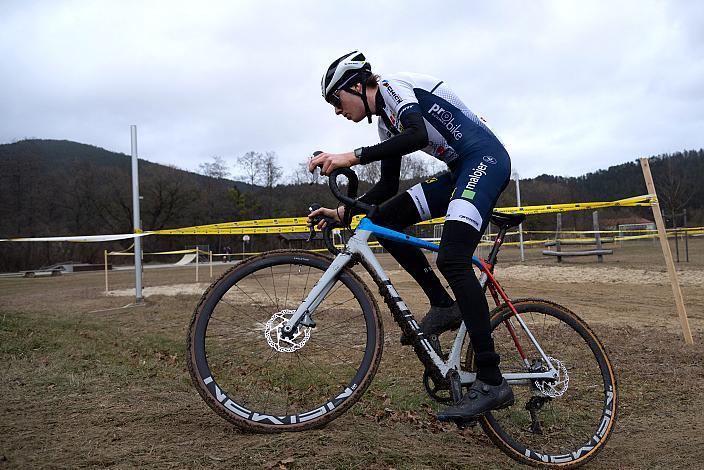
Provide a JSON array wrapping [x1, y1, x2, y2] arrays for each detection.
[[436, 220, 502, 385]]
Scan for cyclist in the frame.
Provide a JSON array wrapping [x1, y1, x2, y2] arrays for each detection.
[[308, 51, 512, 420]]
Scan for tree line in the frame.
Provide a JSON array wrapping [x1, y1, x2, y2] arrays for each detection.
[[0, 139, 701, 271]]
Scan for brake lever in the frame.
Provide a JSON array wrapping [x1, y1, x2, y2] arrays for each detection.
[[309, 151, 323, 185], [307, 203, 321, 242], [307, 203, 340, 243]]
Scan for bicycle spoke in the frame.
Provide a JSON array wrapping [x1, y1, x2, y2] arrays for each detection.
[[314, 295, 358, 316], [313, 313, 365, 335], [296, 348, 349, 387], [247, 272, 278, 310], [284, 263, 292, 307], [302, 266, 312, 301], [269, 266, 280, 311], [230, 284, 278, 318]]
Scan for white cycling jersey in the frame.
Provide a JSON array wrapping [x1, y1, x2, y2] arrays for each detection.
[[375, 72, 502, 165]]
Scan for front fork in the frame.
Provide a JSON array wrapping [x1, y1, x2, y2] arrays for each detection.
[[281, 251, 353, 337]]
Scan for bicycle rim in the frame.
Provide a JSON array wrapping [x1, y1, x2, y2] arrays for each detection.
[[187, 250, 383, 432], [473, 299, 617, 468]]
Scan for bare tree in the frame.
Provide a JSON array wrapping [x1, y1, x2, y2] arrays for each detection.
[[198, 156, 230, 179], [262, 151, 283, 189], [655, 154, 695, 227], [356, 155, 432, 183], [236, 151, 264, 186], [357, 161, 381, 183], [400, 154, 431, 180], [289, 161, 320, 185]]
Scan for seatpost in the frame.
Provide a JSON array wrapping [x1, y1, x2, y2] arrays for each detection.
[[485, 225, 509, 269]]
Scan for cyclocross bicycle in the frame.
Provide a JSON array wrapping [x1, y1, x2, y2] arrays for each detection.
[[187, 168, 617, 468]]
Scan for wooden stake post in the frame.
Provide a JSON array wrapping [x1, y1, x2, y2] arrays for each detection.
[[640, 158, 693, 344]]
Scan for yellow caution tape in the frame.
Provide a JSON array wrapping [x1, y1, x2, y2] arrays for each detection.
[[0, 193, 669, 241], [154, 225, 315, 235], [146, 248, 198, 255], [108, 248, 213, 256], [149, 194, 658, 235]]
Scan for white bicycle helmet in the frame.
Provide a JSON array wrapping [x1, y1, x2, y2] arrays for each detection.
[[321, 51, 374, 122]]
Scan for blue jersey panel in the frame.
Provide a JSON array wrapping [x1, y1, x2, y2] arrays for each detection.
[[414, 89, 499, 154]]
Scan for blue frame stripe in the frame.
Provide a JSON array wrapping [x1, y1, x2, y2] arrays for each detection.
[[356, 218, 483, 269]]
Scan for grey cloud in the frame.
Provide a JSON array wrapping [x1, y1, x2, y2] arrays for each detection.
[[0, 0, 702, 180]]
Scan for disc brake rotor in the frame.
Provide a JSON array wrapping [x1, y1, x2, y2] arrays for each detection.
[[264, 310, 311, 353], [534, 356, 569, 398]]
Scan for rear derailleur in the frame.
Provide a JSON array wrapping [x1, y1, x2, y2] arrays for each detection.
[[526, 359, 553, 434]]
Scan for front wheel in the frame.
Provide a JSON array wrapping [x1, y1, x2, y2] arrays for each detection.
[[187, 250, 383, 432], [472, 299, 618, 468]]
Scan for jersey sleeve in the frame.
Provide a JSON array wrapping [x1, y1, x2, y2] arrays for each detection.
[[357, 156, 402, 208], [378, 77, 423, 121], [359, 111, 428, 164]]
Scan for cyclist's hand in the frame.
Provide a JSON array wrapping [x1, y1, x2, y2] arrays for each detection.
[[308, 151, 359, 176], [307, 206, 344, 230]]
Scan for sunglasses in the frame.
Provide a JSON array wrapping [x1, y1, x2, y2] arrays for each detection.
[[327, 89, 343, 109]]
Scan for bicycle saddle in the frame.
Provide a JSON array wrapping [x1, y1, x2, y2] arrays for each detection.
[[490, 212, 526, 229]]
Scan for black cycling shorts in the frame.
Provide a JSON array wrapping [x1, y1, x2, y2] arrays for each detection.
[[405, 141, 511, 233]]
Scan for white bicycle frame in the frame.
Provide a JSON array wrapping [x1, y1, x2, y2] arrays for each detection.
[[282, 221, 559, 385]]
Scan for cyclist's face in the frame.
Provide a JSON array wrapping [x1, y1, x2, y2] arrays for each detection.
[[333, 86, 366, 123]]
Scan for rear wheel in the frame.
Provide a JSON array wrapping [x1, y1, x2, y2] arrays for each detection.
[[467, 299, 617, 468], [187, 250, 383, 432]]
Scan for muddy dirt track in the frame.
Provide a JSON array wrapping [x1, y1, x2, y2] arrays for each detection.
[[1, 239, 703, 468]]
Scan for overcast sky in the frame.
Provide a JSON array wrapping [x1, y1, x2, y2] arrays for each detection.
[[1, 0, 702, 179]]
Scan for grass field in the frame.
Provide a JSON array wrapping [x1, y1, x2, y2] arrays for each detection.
[[1, 239, 704, 469]]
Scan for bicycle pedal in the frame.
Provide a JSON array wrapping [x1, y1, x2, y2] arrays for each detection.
[[447, 369, 463, 403], [496, 397, 515, 410], [453, 417, 479, 429]]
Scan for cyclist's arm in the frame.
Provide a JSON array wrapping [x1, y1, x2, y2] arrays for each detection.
[[357, 110, 428, 164], [358, 156, 402, 206]]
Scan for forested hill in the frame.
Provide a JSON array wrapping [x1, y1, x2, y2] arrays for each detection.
[[504, 149, 704, 229], [0, 139, 254, 239], [0, 139, 702, 271]]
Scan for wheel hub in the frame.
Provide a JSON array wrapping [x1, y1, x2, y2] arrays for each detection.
[[534, 356, 569, 398], [264, 310, 311, 353]]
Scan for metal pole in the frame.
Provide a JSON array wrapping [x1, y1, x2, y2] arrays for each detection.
[[684, 209, 689, 262], [104, 249, 109, 294], [593, 211, 603, 263], [514, 174, 525, 262], [673, 210, 679, 263], [130, 125, 144, 304], [196, 248, 199, 283], [555, 213, 563, 263]]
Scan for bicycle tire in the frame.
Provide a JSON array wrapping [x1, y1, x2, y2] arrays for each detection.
[[187, 249, 383, 432], [466, 299, 617, 468]]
